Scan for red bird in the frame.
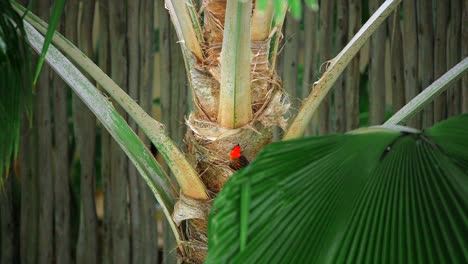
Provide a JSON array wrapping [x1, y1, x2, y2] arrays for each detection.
[[229, 144, 250, 170]]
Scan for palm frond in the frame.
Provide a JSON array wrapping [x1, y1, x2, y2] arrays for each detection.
[[206, 114, 468, 263], [32, 0, 66, 84], [0, 0, 32, 182]]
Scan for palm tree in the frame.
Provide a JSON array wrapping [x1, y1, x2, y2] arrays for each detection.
[[4, 0, 467, 262]]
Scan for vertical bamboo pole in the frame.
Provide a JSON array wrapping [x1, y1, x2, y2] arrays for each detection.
[[385, 36, 392, 112], [36, 46, 53, 263], [158, 1, 178, 262], [447, 0, 462, 116], [318, 0, 335, 134], [434, 0, 448, 122], [463, 0, 468, 113], [402, 0, 420, 128], [52, 12, 71, 264], [345, 0, 361, 130], [109, 1, 130, 263], [75, 1, 98, 263], [36, 1, 54, 263], [360, 40, 370, 74], [302, 8, 318, 135], [334, 0, 348, 132], [388, 10, 405, 113], [127, 1, 143, 263], [283, 14, 300, 114], [417, 0, 434, 127], [18, 3, 37, 255], [369, 0, 387, 125], [139, 0, 158, 263], [20, 115, 37, 264], [159, 1, 171, 142], [302, 5, 318, 135], [97, 0, 112, 263], [0, 173, 15, 264]]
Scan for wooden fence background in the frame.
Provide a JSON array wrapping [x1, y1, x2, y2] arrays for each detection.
[[1, 0, 466, 263]]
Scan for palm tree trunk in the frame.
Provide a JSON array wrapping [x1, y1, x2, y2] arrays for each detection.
[[167, 1, 289, 262]]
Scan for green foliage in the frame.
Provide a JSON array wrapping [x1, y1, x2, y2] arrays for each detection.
[[256, 0, 319, 19], [0, 0, 32, 180], [206, 114, 468, 263], [34, 0, 65, 84], [287, 0, 301, 18], [33, 0, 66, 84], [305, 0, 318, 11]]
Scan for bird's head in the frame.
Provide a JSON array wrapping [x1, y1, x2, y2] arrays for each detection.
[[230, 144, 242, 159]]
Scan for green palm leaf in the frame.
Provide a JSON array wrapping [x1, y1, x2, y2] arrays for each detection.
[[206, 114, 468, 263], [0, 0, 32, 180], [32, 0, 66, 84]]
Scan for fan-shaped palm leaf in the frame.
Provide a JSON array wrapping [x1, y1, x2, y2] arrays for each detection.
[[206, 114, 468, 263]]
